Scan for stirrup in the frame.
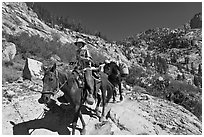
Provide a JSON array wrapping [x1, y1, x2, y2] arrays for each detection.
[[78, 80, 84, 88]]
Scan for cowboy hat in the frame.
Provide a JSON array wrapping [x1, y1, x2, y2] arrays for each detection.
[[74, 38, 86, 46]]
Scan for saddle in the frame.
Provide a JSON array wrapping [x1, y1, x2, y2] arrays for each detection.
[[92, 70, 101, 80], [72, 69, 85, 88], [73, 65, 102, 88]]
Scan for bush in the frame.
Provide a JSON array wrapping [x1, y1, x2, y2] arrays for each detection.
[[90, 49, 107, 65], [167, 80, 201, 94], [2, 65, 21, 84], [166, 80, 202, 121], [56, 43, 76, 63], [5, 32, 78, 63], [3, 61, 14, 67], [125, 65, 147, 86]]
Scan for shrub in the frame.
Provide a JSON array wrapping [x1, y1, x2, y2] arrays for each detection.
[[2, 65, 21, 84], [166, 80, 202, 121], [125, 65, 146, 86], [5, 32, 78, 63], [198, 64, 202, 76], [3, 61, 14, 67], [167, 80, 201, 94], [56, 43, 76, 63], [90, 49, 107, 65], [13, 62, 24, 71]]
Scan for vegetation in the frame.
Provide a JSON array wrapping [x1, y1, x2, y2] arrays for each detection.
[[2, 54, 24, 84], [5, 32, 75, 63], [122, 26, 202, 121], [26, 2, 108, 40]]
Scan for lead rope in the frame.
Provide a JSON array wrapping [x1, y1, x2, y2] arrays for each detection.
[[52, 70, 68, 100]]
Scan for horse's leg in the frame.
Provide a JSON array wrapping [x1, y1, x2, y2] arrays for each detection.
[[106, 83, 114, 104], [94, 81, 102, 117], [79, 110, 86, 135], [112, 87, 116, 102], [99, 72, 114, 122], [84, 70, 95, 104], [72, 105, 80, 135], [118, 81, 123, 101], [100, 84, 106, 122], [100, 81, 113, 122], [95, 92, 101, 117]]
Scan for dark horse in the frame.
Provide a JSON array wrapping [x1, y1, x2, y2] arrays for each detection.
[[104, 61, 124, 102], [38, 63, 114, 135]]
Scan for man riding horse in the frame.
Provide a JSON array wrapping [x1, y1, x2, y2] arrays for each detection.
[[74, 38, 98, 105]]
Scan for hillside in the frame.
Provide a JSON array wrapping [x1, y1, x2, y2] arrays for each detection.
[[2, 2, 202, 135], [118, 24, 202, 121], [2, 2, 129, 64]]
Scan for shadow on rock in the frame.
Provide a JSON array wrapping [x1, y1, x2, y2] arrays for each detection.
[[10, 99, 98, 135]]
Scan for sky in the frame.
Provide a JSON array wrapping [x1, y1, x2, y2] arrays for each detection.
[[37, 2, 202, 41]]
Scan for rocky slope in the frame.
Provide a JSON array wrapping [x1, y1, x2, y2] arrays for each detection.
[[2, 2, 129, 65], [2, 2, 202, 135], [118, 21, 202, 121]]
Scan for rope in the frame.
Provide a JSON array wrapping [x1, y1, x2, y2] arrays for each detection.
[[41, 70, 68, 95]]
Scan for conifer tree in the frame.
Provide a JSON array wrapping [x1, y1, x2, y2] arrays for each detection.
[[191, 62, 195, 74], [198, 64, 202, 76]]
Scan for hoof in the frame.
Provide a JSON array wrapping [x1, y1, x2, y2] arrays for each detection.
[[38, 98, 44, 104], [120, 96, 123, 101], [80, 128, 86, 135]]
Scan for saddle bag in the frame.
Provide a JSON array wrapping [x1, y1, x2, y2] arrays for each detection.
[[120, 63, 129, 75]]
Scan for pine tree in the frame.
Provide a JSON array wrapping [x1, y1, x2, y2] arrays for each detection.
[[184, 56, 189, 65], [177, 74, 181, 80], [193, 75, 199, 87], [198, 64, 202, 76], [186, 64, 189, 72], [191, 62, 195, 75], [182, 73, 185, 80]]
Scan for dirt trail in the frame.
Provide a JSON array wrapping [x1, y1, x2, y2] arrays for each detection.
[[2, 81, 202, 135]]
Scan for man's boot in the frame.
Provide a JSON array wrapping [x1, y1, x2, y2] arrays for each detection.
[[57, 95, 68, 103], [86, 93, 94, 105]]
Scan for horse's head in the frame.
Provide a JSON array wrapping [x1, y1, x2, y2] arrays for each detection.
[[38, 63, 59, 104], [104, 61, 120, 77]]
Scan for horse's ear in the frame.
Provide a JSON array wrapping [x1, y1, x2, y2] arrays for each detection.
[[50, 63, 56, 72]]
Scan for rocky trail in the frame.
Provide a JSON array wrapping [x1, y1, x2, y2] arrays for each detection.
[[2, 80, 202, 135]]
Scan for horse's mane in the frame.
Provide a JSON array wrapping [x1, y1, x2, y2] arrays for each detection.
[[56, 69, 75, 82]]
